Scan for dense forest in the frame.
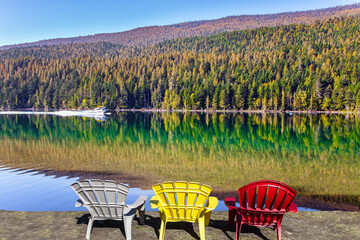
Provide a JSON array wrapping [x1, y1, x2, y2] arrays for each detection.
[[0, 16, 360, 111], [1, 3, 360, 50]]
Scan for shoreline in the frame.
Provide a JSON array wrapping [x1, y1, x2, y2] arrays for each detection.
[[1, 107, 360, 114], [116, 108, 360, 114]]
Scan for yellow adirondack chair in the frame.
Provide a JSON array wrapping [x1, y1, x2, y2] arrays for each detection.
[[150, 181, 218, 240]]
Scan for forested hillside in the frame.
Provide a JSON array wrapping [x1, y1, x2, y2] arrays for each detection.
[[1, 3, 360, 50], [0, 16, 360, 111]]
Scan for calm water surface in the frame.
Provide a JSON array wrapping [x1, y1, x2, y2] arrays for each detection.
[[0, 166, 157, 211], [0, 111, 359, 211]]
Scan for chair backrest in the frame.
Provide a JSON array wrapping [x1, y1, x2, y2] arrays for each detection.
[[237, 180, 296, 226], [238, 180, 297, 212], [152, 181, 212, 221], [71, 179, 129, 220]]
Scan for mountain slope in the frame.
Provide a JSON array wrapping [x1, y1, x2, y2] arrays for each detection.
[[1, 15, 359, 111], [1, 3, 360, 50]]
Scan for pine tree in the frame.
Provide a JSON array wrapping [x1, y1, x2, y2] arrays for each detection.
[[234, 85, 245, 110], [356, 92, 360, 112], [280, 89, 286, 110], [212, 87, 220, 110], [172, 92, 181, 109], [162, 89, 171, 109]]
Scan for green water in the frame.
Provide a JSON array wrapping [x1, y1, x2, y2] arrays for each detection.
[[0, 112, 359, 209]]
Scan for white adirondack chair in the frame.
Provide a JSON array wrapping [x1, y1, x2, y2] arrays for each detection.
[[71, 179, 148, 240]]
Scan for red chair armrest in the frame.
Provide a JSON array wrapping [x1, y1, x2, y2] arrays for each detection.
[[225, 197, 238, 210], [288, 202, 298, 213]]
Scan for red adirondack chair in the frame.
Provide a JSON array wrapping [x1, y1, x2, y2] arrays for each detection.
[[225, 180, 297, 240]]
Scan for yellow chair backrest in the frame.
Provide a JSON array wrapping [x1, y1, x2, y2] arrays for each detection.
[[152, 181, 212, 221]]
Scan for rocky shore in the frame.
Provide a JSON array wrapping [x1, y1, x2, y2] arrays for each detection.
[[0, 211, 359, 239]]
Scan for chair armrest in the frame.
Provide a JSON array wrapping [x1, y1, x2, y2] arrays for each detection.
[[205, 197, 218, 211], [124, 195, 148, 224], [224, 197, 238, 211], [75, 199, 84, 207], [150, 195, 161, 209], [288, 202, 298, 213], [126, 195, 148, 210]]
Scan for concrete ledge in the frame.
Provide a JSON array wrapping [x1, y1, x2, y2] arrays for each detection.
[[0, 210, 359, 239]]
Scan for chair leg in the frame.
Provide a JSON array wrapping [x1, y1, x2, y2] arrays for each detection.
[[228, 209, 236, 226], [86, 217, 94, 240], [235, 215, 242, 240], [159, 214, 167, 240], [204, 211, 212, 226], [276, 222, 282, 240], [139, 209, 145, 225], [124, 215, 134, 240], [198, 215, 206, 240], [137, 203, 146, 225]]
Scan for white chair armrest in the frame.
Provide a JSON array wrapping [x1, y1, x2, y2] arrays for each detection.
[[125, 195, 148, 210], [124, 195, 148, 224]]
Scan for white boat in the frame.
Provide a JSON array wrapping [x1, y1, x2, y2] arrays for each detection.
[[0, 107, 111, 120], [82, 107, 111, 115], [54, 107, 111, 117]]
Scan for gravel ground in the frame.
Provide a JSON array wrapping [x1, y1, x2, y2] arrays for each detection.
[[0, 210, 359, 240]]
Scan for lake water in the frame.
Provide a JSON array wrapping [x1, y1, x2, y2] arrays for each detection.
[[0, 165, 156, 211], [0, 111, 359, 211]]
